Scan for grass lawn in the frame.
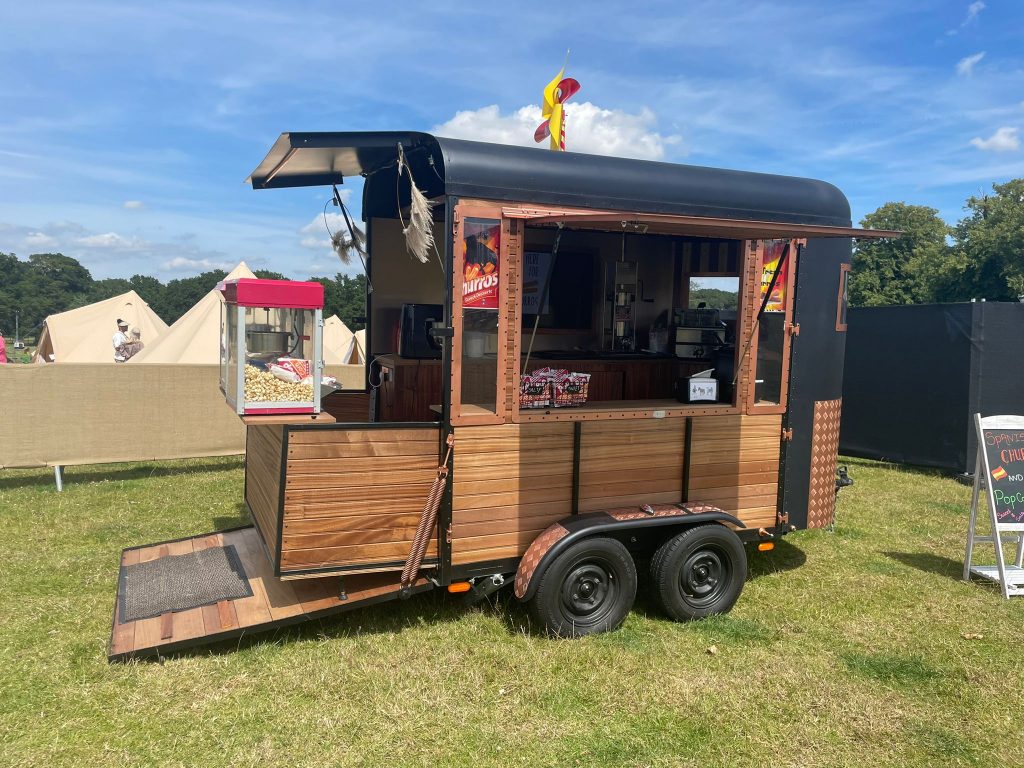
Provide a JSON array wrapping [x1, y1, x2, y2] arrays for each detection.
[[1, 456, 1022, 767]]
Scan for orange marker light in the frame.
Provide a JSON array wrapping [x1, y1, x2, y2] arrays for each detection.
[[757, 542, 775, 552], [447, 582, 472, 593]]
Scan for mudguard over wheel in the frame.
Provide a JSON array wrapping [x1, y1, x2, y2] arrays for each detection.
[[528, 536, 637, 637], [649, 524, 746, 621]]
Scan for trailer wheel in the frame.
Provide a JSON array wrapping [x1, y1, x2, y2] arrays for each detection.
[[529, 537, 637, 637], [649, 524, 746, 621]]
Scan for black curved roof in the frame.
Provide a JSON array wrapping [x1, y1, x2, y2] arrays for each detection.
[[247, 131, 851, 227]]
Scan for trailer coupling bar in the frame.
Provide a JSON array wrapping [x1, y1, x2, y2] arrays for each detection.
[[400, 435, 455, 595]]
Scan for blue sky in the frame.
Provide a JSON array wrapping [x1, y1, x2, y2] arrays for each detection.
[[1, 1, 1021, 282]]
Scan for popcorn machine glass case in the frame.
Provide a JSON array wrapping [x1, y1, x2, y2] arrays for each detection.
[[218, 279, 324, 415]]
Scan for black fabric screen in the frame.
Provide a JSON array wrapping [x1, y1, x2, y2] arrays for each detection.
[[840, 303, 1024, 474]]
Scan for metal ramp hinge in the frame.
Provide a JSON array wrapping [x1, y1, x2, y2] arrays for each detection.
[[787, 323, 800, 337], [781, 427, 793, 441], [445, 523, 453, 544]]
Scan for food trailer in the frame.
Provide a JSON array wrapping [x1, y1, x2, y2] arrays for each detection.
[[108, 132, 896, 661]]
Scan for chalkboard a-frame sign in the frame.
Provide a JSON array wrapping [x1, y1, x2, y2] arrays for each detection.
[[963, 414, 1024, 598]]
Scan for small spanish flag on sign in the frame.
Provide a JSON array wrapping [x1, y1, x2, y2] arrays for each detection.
[[992, 466, 1008, 481]]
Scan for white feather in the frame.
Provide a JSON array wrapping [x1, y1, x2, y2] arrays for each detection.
[[403, 184, 434, 264]]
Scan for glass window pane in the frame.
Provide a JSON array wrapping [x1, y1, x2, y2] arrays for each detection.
[[754, 240, 789, 406], [461, 218, 501, 414], [838, 267, 850, 329]]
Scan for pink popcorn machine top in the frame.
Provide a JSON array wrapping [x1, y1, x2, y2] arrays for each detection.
[[218, 278, 325, 415]]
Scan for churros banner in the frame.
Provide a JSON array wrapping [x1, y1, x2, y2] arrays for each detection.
[[759, 239, 790, 312], [463, 220, 500, 309]]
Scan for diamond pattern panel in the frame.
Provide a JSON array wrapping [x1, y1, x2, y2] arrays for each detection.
[[807, 398, 842, 529]]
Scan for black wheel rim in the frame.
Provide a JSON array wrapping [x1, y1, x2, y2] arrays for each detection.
[[560, 558, 618, 625], [679, 546, 730, 607]]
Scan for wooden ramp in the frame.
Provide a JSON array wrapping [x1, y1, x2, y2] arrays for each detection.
[[108, 526, 431, 662]]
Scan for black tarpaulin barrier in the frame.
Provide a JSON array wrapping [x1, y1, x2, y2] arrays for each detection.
[[840, 302, 1024, 474]]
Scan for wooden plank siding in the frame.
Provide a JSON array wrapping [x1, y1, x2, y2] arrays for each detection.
[[688, 414, 782, 528], [450, 414, 781, 570], [577, 417, 687, 513], [279, 426, 440, 574], [452, 422, 574, 565], [244, 425, 284, 564]]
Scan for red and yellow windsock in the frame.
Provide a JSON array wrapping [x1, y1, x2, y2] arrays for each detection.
[[534, 67, 581, 151]]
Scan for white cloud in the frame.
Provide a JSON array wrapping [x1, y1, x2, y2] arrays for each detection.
[[76, 232, 146, 249], [23, 231, 57, 248], [970, 126, 1020, 152], [432, 102, 682, 161], [947, 2, 985, 35], [956, 52, 985, 76], [162, 256, 236, 271], [301, 211, 349, 237], [123, 200, 144, 210], [300, 236, 328, 250]]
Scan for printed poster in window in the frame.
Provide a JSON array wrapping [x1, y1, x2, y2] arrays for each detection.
[[759, 239, 789, 312], [463, 219, 500, 309]]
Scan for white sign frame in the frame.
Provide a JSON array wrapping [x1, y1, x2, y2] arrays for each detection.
[[963, 413, 1024, 598]]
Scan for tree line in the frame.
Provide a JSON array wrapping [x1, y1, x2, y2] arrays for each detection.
[[850, 179, 1024, 306], [0, 253, 367, 339]]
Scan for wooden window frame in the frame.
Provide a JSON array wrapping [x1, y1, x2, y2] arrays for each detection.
[[449, 201, 510, 427], [743, 238, 802, 416]]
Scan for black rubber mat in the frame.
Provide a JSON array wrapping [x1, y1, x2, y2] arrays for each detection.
[[118, 545, 253, 623]]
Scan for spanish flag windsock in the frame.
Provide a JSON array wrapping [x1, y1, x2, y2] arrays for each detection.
[[534, 67, 581, 151]]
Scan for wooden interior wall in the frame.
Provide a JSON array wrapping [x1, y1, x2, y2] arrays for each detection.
[[245, 425, 284, 563], [280, 427, 440, 573], [577, 417, 686, 512], [687, 414, 781, 529], [451, 422, 574, 565]]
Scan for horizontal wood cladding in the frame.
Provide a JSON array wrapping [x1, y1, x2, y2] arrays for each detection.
[[578, 417, 686, 513], [245, 425, 284, 563], [688, 414, 782, 528], [452, 422, 573, 565], [277, 426, 440, 574]]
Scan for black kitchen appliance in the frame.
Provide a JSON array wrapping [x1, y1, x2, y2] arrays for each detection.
[[399, 303, 443, 359]]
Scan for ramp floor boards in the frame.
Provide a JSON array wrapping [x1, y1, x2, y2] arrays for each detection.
[[108, 526, 430, 662]]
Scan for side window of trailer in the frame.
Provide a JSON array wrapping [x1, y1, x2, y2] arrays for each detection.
[[451, 209, 508, 425], [748, 239, 798, 410]]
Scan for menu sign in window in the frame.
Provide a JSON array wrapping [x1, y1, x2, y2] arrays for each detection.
[[759, 239, 789, 313], [463, 219, 500, 310], [982, 425, 1024, 524]]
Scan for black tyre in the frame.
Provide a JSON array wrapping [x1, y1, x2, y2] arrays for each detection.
[[649, 524, 746, 621], [528, 537, 637, 638]]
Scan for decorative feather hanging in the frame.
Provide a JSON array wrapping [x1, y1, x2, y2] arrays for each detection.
[[396, 143, 434, 264], [330, 186, 367, 266]]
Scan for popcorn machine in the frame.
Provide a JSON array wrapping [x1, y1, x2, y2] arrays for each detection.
[[219, 278, 325, 415]]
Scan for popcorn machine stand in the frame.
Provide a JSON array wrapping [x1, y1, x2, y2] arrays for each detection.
[[218, 278, 324, 415]]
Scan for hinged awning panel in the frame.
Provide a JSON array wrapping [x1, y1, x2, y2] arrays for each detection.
[[502, 206, 899, 240]]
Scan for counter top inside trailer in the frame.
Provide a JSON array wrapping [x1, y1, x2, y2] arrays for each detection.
[[377, 353, 678, 367]]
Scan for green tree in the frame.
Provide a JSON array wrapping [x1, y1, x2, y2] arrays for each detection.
[[128, 274, 167, 315], [953, 179, 1024, 301], [850, 203, 953, 306], [158, 270, 228, 323], [310, 273, 367, 330]]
